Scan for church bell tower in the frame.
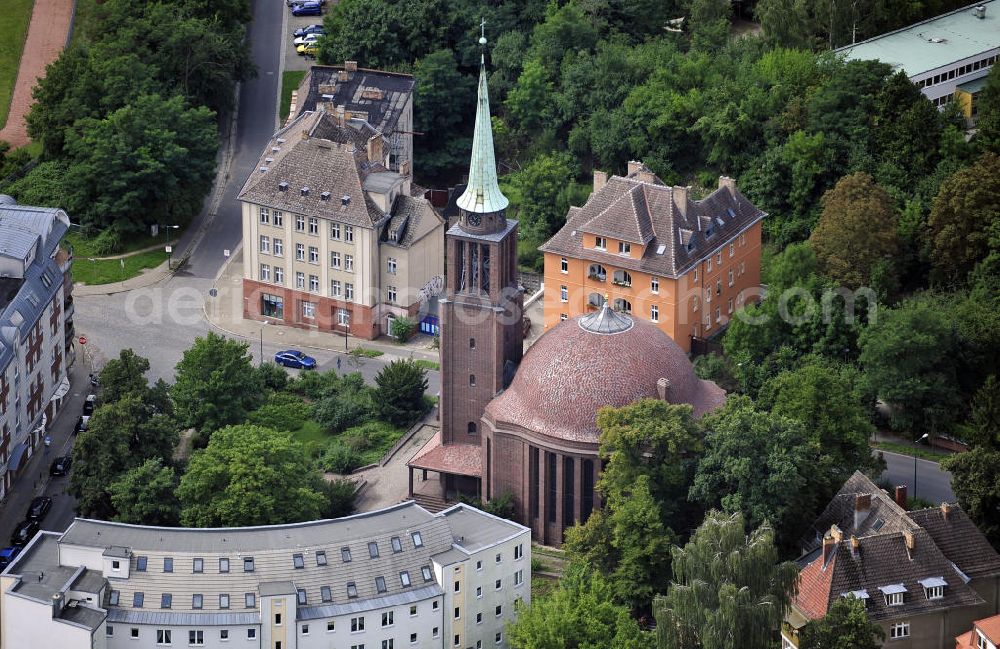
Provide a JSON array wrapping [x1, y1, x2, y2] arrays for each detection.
[[440, 28, 523, 456]]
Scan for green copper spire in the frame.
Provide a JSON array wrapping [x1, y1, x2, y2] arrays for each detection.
[[456, 23, 509, 214]]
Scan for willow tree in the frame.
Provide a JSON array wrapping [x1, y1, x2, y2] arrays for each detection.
[[653, 511, 798, 649]]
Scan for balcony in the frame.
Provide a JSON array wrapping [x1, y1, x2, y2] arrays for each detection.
[[63, 296, 74, 321], [587, 264, 607, 282], [611, 270, 632, 287]]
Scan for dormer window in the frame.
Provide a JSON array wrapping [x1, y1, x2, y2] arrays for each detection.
[[919, 577, 947, 600], [594, 237, 607, 250], [618, 242, 631, 255], [878, 584, 906, 606]]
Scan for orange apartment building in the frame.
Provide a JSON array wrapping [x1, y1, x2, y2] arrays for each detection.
[[540, 162, 766, 353]]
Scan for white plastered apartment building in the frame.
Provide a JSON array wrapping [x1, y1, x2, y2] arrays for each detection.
[[0, 503, 530, 649]]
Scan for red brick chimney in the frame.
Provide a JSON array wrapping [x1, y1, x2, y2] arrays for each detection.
[[593, 170, 608, 193], [895, 485, 908, 509], [849, 535, 860, 559], [854, 493, 872, 530], [822, 525, 842, 567], [626, 161, 643, 176]]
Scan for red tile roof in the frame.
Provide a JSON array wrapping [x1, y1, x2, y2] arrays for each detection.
[[484, 313, 726, 443], [408, 431, 482, 478], [977, 615, 1000, 644], [793, 551, 837, 620]]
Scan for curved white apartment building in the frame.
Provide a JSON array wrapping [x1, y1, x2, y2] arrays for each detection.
[[0, 502, 531, 649]]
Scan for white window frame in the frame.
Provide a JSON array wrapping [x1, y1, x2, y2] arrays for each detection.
[[560, 257, 568, 273], [259, 236, 270, 254], [274, 239, 283, 256], [651, 305, 659, 322], [595, 237, 606, 250], [889, 622, 910, 639], [387, 258, 397, 274], [560, 286, 568, 302], [618, 241, 631, 255], [345, 225, 354, 242]]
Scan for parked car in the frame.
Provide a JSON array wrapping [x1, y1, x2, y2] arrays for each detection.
[[297, 41, 320, 57], [291, 2, 322, 16], [286, 0, 324, 6], [274, 349, 317, 369], [82, 394, 96, 416], [293, 24, 324, 38], [50, 455, 72, 476], [74, 415, 90, 435], [10, 520, 39, 546], [293, 33, 321, 46], [0, 546, 22, 571], [27, 496, 52, 521]]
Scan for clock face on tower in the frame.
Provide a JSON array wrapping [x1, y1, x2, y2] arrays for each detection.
[[467, 213, 482, 227]]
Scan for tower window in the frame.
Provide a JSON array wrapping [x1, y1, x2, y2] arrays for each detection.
[[470, 338, 475, 349], [468, 422, 477, 435], [469, 375, 476, 387]]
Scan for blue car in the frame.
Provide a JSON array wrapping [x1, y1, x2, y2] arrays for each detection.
[[274, 349, 317, 370], [0, 546, 21, 571], [291, 2, 322, 16]]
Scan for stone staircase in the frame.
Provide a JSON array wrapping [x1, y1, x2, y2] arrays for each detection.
[[408, 492, 453, 513]]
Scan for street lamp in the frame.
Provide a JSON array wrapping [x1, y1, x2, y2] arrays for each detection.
[[260, 322, 268, 367], [913, 433, 930, 502], [158, 224, 180, 269]]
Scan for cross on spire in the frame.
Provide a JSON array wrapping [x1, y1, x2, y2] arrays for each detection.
[[479, 17, 487, 45]]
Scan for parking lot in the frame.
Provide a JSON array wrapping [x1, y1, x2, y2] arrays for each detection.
[[284, 2, 328, 72]]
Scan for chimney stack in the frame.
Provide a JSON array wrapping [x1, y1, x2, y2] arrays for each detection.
[[51, 593, 63, 618], [940, 502, 951, 520], [718, 176, 736, 193], [626, 161, 643, 176], [854, 493, 872, 530], [344, 60, 358, 72], [593, 170, 608, 194], [673, 186, 689, 217], [903, 530, 915, 552], [895, 485, 908, 509], [338, 70, 349, 82], [638, 170, 657, 184], [399, 159, 411, 177], [335, 105, 346, 127], [656, 378, 671, 402], [849, 535, 860, 559], [367, 135, 384, 166], [822, 527, 840, 567], [829, 524, 843, 544]]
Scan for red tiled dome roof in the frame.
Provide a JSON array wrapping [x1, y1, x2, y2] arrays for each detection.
[[484, 309, 726, 444]]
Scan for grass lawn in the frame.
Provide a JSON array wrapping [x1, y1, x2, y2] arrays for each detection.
[[352, 347, 384, 358], [0, 0, 34, 130], [413, 359, 440, 371], [72, 249, 168, 285], [280, 70, 306, 122], [65, 230, 172, 257], [871, 441, 946, 462]]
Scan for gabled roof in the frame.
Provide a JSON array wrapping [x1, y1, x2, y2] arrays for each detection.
[[791, 472, 999, 623], [238, 110, 388, 229], [540, 168, 765, 279]]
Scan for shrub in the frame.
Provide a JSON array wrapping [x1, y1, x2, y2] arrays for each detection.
[[390, 317, 417, 343], [314, 388, 372, 434], [287, 369, 339, 400], [318, 443, 364, 474], [374, 360, 429, 427], [246, 397, 311, 432], [91, 226, 124, 255], [342, 431, 374, 453], [257, 362, 289, 391], [319, 478, 357, 518]]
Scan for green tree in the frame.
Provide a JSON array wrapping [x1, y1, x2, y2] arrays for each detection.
[[177, 424, 327, 527], [62, 94, 218, 233], [509, 151, 577, 242], [506, 58, 556, 134], [108, 458, 181, 526], [319, 478, 358, 519], [799, 596, 885, 649], [507, 563, 652, 649], [942, 447, 1000, 548], [973, 59, 1000, 154], [927, 153, 1000, 284], [172, 332, 264, 435], [688, 0, 731, 52], [98, 348, 152, 403], [809, 172, 899, 290], [755, 0, 815, 49], [565, 401, 701, 610], [390, 316, 417, 343], [412, 49, 476, 180], [690, 396, 818, 547], [966, 375, 1000, 449], [374, 359, 428, 427], [69, 394, 179, 518], [858, 296, 961, 433], [653, 511, 798, 649], [318, 0, 401, 67], [760, 359, 881, 498]]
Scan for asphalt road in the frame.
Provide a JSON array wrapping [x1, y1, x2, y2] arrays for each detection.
[[878, 449, 955, 505], [175, 0, 285, 279]]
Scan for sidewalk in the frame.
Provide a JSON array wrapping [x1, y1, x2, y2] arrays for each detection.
[[204, 248, 441, 362], [0, 0, 74, 148], [0, 362, 88, 544]]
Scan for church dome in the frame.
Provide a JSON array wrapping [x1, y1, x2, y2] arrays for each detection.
[[484, 305, 726, 444]]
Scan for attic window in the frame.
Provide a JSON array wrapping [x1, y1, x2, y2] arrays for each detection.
[[260, 167, 269, 174], [278, 182, 289, 192], [871, 518, 886, 532], [919, 577, 947, 600], [301, 187, 310, 196], [878, 584, 906, 606], [705, 226, 714, 238], [726, 208, 736, 218], [656, 244, 666, 255], [715, 217, 725, 227], [342, 195, 351, 206], [321, 192, 331, 201], [271, 147, 280, 153]]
